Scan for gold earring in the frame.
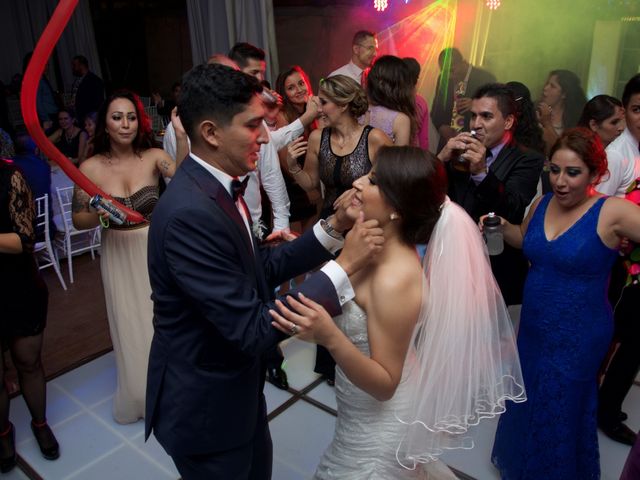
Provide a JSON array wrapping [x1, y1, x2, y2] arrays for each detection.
[[390, 212, 399, 221]]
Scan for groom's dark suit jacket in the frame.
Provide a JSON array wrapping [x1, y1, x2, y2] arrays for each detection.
[[146, 156, 340, 456], [447, 141, 544, 305]]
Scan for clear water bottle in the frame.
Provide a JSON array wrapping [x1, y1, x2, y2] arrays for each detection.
[[483, 212, 504, 255]]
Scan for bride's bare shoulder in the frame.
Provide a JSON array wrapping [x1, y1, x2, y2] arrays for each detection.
[[371, 250, 423, 310]]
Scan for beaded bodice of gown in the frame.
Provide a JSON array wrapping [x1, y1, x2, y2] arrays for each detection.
[[314, 301, 429, 479], [111, 185, 159, 228], [317, 126, 373, 217]]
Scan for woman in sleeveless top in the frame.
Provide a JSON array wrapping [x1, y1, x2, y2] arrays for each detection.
[[286, 75, 391, 382], [275, 66, 320, 232], [270, 147, 524, 478], [360, 55, 416, 146], [286, 74, 390, 220], [537, 70, 586, 155], [490, 129, 640, 479], [0, 160, 60, 471], [72, 90, 177, 424], [47, 107, 88, 165]]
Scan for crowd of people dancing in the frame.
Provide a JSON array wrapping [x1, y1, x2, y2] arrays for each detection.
[[1, 27, 640, 480]]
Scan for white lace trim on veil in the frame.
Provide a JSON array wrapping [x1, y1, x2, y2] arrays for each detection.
[[395, 198, 526, 469]]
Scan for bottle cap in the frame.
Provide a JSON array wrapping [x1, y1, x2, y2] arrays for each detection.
[[483, 212, 501, 227]]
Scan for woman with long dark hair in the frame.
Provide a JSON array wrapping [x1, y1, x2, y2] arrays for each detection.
[[361, 55, 416, 146], [72, 90, 176, 424], [507, 81, 545, 155], [577, 94, 625, 147], [537, 69, 587, 154], [272, 147, 524, 478], [491, 128, 640, 479], [47, 107, 88, 164], [275, 66, 320, 233], [286, 74, 390, 383]]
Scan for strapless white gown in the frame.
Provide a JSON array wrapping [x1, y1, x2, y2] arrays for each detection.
[[314, 301, 457, 479]]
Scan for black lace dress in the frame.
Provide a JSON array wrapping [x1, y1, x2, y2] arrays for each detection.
[[318, 126, 373, 218], [0, 162, 48, 339]]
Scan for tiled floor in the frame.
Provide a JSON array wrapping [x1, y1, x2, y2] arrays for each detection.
[[7, 338, 639, 479]]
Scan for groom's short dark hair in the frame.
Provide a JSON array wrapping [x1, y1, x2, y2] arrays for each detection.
[[179, 63, 262, 140]]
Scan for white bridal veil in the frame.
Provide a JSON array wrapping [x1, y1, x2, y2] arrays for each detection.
[[396, 198, 526, 468]]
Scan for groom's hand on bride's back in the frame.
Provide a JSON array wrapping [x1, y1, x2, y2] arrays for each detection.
[[336, 211, 384, 276]]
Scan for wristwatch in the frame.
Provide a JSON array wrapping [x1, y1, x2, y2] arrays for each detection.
[[320, 218, 343, 239]]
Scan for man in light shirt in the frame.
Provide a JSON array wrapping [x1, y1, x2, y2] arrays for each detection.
[[597, 74, 640, 197], [596, 73, 640, 447], [329, 30, 378, 84]]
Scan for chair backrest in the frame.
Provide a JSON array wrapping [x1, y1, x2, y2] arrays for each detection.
[[144, 105, 164, 132], [56, 186, 76, 233], [34, 194, 50, 239]]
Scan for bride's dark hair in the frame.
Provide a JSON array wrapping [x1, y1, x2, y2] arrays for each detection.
[[375, 146, 447, 245]]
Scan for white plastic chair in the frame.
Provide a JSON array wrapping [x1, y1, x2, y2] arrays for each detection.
[[33, 194, 67, 290], [55, 186, 101, 283], [144, 105, 164, 133]]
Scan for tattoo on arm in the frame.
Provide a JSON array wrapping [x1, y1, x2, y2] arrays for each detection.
[[72, 188, 92, 213], [159, 159, 171, 174]]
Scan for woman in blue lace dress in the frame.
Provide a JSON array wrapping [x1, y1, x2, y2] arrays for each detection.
[[490, 128, 640, 479]]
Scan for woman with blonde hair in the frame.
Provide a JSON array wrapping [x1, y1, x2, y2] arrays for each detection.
[[286, 74, 391, 382]]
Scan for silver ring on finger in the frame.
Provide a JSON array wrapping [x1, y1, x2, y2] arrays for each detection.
[[289, 323, 299, 336]]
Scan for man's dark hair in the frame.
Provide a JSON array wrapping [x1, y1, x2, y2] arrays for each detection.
[[622, 73, 640, 108], [352, 30, 376, 46], [72, 55, 89, 67], [179, 64, 262, 140], [228, 42, 265, 69], [14, 133, 37, 155], [472, 83, 517, 121], [438, 47, 463, 68]]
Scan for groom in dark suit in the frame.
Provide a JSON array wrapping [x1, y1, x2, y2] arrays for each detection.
[[437, 83, 544, 305], [146, 64, 383, 479]]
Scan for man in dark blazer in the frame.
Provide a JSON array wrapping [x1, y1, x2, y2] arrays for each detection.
[[438, 83, 544, 305], [146, 64, 383, 480], [71, 55, 105, 124], [431, 47, 496, 152]]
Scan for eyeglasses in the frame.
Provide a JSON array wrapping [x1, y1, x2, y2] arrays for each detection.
[[356, 44, 377, 52]]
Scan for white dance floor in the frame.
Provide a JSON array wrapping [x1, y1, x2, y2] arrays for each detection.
[[7, 335, 638, 479]]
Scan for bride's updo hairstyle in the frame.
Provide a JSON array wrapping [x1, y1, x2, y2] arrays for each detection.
[[375, 146, 447, 245]]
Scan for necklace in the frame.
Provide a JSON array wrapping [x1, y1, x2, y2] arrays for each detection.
[[334, 128, 358, 150], [64, 129, 75, 143]]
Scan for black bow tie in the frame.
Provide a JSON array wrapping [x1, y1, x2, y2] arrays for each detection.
[[231, 177, 249, 201]]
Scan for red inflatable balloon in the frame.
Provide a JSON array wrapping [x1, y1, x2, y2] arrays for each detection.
[[21, 0, 144, 223]]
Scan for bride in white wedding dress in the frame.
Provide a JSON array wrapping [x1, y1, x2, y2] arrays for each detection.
[[271, 146, 526, 479]]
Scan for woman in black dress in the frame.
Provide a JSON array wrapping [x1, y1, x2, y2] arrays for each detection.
[[0, 159, 59, 472], [285, 74, 391, 382]]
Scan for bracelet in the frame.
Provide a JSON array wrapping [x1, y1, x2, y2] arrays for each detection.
[[320, 218, 343, 240], [288, 166, 303, 175]]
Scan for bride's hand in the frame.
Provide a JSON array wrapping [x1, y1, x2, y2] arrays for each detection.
[[269, 294, 337, 345]]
